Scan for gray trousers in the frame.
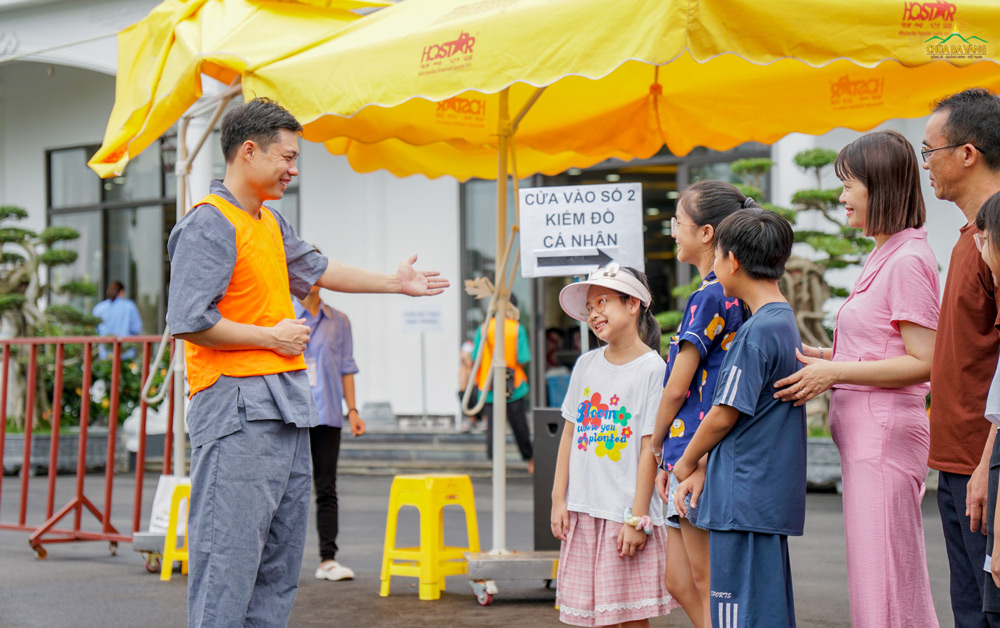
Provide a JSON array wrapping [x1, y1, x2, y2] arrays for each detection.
[[187, 416, 312, 628]]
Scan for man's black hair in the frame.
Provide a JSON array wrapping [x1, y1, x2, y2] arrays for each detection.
[[715, 208, 793, 280], [220, 97, 303, 164], [934, 88, 1000, 172]]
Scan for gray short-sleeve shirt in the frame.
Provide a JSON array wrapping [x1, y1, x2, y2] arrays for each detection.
[[166, 180, 328, 448]]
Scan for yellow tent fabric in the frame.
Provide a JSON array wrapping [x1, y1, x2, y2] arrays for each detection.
[[88, 0, 383, 178], [242, 0, 1000, 180]]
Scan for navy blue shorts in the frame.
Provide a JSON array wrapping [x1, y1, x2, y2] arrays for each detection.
[[709, 530, 795, 628]]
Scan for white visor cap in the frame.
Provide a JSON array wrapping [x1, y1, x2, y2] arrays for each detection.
[[558, 263, 652, 322]]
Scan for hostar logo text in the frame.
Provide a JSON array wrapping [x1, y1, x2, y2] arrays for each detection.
[[421, 32, 476, 63], [902, 1, 957, 22], [436, 97, 486, 116]]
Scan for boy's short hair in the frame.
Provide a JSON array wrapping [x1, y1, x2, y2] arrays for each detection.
[[221, 97, 303, 164], [715, 208, 794, 280]]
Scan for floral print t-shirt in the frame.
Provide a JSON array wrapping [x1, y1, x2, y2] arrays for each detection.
[[561, 347, 666, 524]]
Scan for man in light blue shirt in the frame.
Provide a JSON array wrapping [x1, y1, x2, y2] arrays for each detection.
[[295, 281, 365, 582], [92, 280, 142, 358]]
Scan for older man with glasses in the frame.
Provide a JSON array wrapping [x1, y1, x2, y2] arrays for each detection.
[[924, 87, 1000, 628]]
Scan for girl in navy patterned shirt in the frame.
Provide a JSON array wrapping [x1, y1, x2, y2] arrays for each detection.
[[651, 181, 753, 628]]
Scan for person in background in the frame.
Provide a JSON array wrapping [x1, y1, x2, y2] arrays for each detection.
[[93, 280, 142, 337], [459, 339, 483, 432], [473, 293, 534, 473], [93, 280, 142, 359], [295, 271, 366, 582]]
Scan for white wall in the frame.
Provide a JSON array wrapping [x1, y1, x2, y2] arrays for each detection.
[[297, 143, 462, 416], [0, 61, 115, 231]]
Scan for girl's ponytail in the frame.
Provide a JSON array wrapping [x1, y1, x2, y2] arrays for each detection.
[[638, 306, 661, 352], [680, 180, 761, 230]]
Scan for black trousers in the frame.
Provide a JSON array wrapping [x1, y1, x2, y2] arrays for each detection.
[[483, 396, 533, 461], [309, 425, 341, 562], [939, 470, 1000, 627]]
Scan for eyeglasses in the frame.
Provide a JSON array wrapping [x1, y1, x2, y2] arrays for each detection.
[[670, 216, 696, 232], [582, 295, 609, 318], [975, 232, 990, 252], [920, 143, 983, 163]]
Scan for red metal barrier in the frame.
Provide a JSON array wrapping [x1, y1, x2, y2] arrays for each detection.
[[0, 335, 175, 558]]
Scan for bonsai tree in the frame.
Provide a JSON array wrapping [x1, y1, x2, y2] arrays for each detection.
[[0, 204, 98, 430], [731, 152, 874, 347]]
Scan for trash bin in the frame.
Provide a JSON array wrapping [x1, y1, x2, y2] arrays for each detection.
[[533, 407, 565, 551]]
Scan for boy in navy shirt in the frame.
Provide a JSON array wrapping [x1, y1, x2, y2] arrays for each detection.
[[673, 208, 806, 628]]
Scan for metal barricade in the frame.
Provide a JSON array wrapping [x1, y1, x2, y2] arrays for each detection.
[[0, 335, 174, 558]]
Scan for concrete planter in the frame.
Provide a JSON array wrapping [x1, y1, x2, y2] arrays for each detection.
[[806, 436, 842, 492], [2, 428, 111, 476]]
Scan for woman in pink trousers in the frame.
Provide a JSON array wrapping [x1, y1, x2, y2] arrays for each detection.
[[774, 130, 941, 627]]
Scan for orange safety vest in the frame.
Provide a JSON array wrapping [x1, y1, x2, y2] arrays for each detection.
[[475, 318, 527, 391], [184, 194, 306, 396]]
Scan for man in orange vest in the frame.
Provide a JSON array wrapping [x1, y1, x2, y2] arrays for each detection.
[[166, 98, 448, 628], [473, 293, 534, 473]]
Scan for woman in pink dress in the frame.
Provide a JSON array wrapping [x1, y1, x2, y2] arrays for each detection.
[[774, 130, 940, 628]]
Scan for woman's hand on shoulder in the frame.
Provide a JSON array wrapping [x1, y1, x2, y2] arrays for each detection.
[[773, 349, 839, 407]]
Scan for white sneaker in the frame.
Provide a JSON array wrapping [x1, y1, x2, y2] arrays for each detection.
[[314, 561, 355, 581]]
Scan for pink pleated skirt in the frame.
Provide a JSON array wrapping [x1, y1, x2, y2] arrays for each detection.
[[556, 511, 678, 627]]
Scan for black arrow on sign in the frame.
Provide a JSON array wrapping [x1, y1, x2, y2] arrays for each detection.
[[537, 248, 614, 268]]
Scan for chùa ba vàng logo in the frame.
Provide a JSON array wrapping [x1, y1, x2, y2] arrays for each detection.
[[419, 31, 476, 76], [925, 32, 988, 60]]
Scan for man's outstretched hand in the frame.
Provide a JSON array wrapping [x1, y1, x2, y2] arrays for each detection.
[[396, 254, 449, 296]]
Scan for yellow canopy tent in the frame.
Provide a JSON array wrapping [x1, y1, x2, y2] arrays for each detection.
[[92, 0, 1000, 552], [243, 0, 1000, 179], [239, 0, 1000, 552]]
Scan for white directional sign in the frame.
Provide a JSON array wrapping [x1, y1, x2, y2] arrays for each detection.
[[400, 306, 443, 333], [519, 183, 644, 278]]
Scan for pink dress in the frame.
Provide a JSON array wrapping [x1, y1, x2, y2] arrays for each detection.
[[830, 227, 940, 628]]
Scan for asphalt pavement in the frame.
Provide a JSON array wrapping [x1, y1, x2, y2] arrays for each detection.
[[0, 472, 955, 628]]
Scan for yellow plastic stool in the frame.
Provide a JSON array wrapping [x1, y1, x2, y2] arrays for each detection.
[[380, 474, 480, 600], [160, 482, 191, 581]]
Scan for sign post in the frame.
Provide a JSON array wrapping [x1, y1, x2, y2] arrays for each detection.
[[401, 306, 443, 423]]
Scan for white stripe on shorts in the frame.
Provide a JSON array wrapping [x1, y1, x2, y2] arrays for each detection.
[[718, 602, 740, 628]]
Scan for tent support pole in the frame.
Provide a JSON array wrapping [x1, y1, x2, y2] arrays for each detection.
[[491, 87, 511, 553]]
